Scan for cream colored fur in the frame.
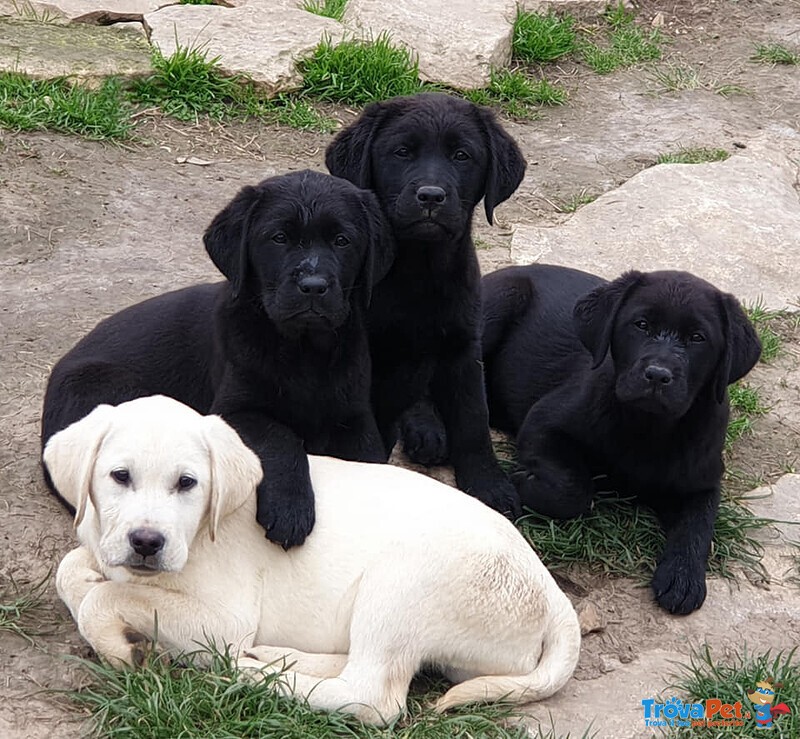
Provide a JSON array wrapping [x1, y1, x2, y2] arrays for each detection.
[[48, 395, 581, 724]]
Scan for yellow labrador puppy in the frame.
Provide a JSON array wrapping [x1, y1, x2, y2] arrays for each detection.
[[49, 396, 580, 724]]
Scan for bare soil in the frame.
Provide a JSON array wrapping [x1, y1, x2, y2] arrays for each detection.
[[1, 2, 799, 737]]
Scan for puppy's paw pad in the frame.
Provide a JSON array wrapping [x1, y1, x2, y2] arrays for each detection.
[[258, 497, 316, 550], [243, 645, 292, 665], [404, 432, 448, 466], [652, 561, 707, 615], [474, 478, 522, 518], [399, 406, 448, 466], [236, 656, 285, 685], [236, 656, 268, 682]]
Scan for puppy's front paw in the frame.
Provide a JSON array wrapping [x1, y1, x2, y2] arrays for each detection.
[[236, 655, 286, 686], [256, 481, 316, 550], [458, 464, 521, 518], [652, 555, 707, 615], [400, 413, 448, 466], [243, 645, 294, 666]]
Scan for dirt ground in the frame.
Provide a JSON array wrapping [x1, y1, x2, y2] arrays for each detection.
[[1, 1, 800, 737]]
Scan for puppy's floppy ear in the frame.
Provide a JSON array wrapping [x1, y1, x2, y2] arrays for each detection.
[[203, 415, 263, 542], [43, 404, 115, 529], [357, 189, 395, 306], [476, 106, 527, 225], [574, 271, 644, 368], [713, 293, 762, 403], [203, 185, 265, 299], [325, 101, 388, 188]]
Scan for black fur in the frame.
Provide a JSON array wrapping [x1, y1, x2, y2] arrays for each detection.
[[482, 264, 761, 614], [326, 93, 526, 515], [41, 170, 394, 548]]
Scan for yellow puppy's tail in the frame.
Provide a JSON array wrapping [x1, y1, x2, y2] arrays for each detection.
[[433, 616, 581, 712]]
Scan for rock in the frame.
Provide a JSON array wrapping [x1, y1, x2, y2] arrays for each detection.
[[747, 474, 800, 541], [0, 0, 168, 24], [0, 16, 152, 80], [511, 129, 800, 310], [144, 4, 343, 94], [343, 0, 513, 90], [112, 20, 146, 37], [576, 600, 606, 635], [517, 0, 632, 20]]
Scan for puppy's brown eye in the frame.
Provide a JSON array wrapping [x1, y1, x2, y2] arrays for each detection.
[[177, 475, 197, 491], [272, 232, 287, 244], [453, 149, 470, 161], [394, 146, 410, 159], [111, 469, 130, 485], [635, 319, 649, 331], [690, 332, 706, 343], [334, 234, 350, 248]]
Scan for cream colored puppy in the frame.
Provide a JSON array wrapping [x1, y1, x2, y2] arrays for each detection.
[[49, 396, 580, 725]]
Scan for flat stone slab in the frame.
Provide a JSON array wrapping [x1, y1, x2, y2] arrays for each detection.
[[748, 474, 800, 542], [0, 16, 151, 80], [144, 4, 342, 94], [0, 0, 168, 23], [511, 128, 800, 309], [344, 0, 513, 90]]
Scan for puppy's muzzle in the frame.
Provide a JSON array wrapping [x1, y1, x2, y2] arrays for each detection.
[[127, 528, 166, 571]]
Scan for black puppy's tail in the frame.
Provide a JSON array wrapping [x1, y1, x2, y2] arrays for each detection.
[[481, 267, 534, 359]]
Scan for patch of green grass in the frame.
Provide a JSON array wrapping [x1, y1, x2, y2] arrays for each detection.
[[0, 73, 132, 139], [517, 493, 767, 581], [668, 645, 799, 738], [556, 190, 597, 213], [726, 382, 769, 449], [0, 573, 50, 644], [266, 94, 338, 133], [488, 69, 567, 106], [130, 46, 253, 121], [745, 302, 783, 363], [493, 437, 520, 475], [512, 11, 577, 63], [303, 0, 347, 21], [579, 5, 662, 74], [129, 46, 336, 131], [10, 0, 60, 22], [650, 65, 749, 98], [603, 2, 634, 28], [499, 425, 768, 580], [464, 69, 565, 118], [715, 83, 750, 97], [656, 147, 730, 164], [752, 42, 800, 65], [70, 647, 531, 739], [300, 33, 423, 105], [650, 63, 702, 92]]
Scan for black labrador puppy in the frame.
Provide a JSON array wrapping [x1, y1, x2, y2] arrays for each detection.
[[326, 93, 526, 516], [481, 264, 761, 614], [41, 170, 393, 548]]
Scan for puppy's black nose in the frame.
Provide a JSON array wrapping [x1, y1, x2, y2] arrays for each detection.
[[129, 528, 165, 557], [645, 365, 673, 385], [416, 185, 446, 208], [297, 275, 329, 295]]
